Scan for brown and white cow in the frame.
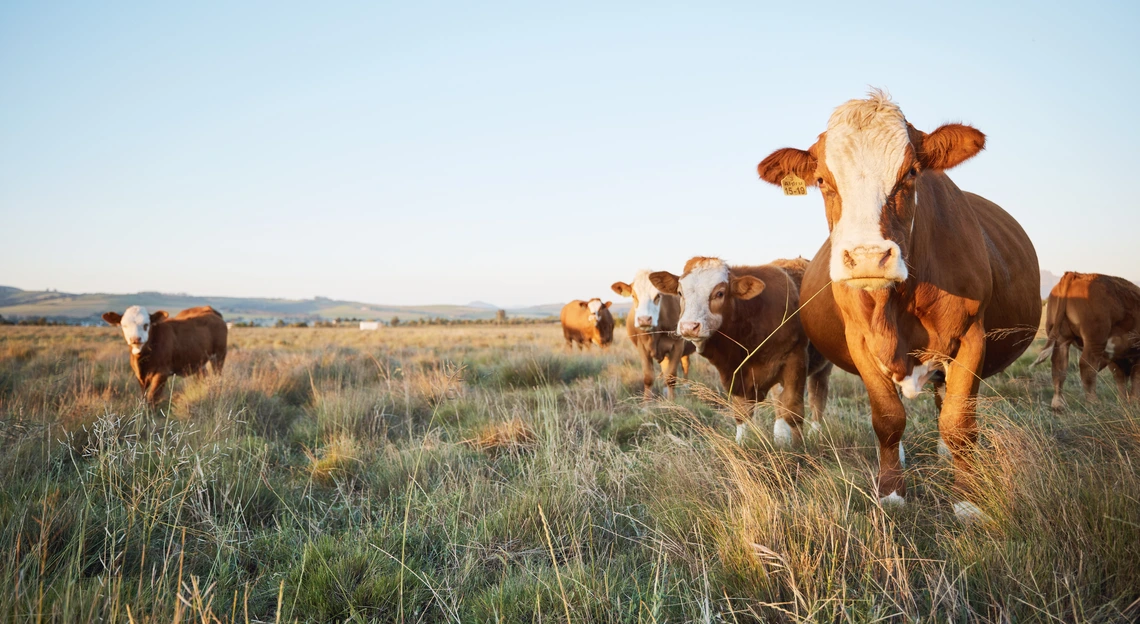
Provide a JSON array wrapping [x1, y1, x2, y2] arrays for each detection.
[[560, 298, 615, 349], [1033, 272, 1140, 409], [611, 271, 695, 399], [103, 305, 228, 404], [650, 257, 833, 445], [757, 91, 1040, 519]]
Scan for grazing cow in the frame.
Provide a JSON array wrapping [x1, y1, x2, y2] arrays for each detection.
[[650, 257, 832, 445], [611, 271, 695, 399], [757, 91, 1040, 519], [1033, 272, 1140, 408], [560, 299, 615, 349], [102, 306, 228, 404]]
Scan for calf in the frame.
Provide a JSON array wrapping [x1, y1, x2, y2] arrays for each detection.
[[611, 271, 694, 399], [1034, 271, 1140, 408], [103, 305, 228, 404], [560, 299, 614, 349], [650, 258, 832, 445]]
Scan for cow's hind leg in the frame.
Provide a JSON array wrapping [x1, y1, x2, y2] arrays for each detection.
[[1078, 344, 1106, 403], [680, 354, 691, 378], [1051, 342, 1070, 411]]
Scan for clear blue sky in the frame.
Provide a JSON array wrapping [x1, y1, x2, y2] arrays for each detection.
[[2, 1, 1137, 306]]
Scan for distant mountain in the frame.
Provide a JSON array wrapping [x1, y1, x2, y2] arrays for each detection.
[[0, 286, 565, 324], [1040, 270, 1061, 300]]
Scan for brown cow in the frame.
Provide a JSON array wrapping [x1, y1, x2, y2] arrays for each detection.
[[611, 270, 695, 399], [102, 305, 228, 404], [1033, 272, 1140, 409], [650, 257, 832, 445], [757, 91, 1040, 520], [560, 298, 614, 349]]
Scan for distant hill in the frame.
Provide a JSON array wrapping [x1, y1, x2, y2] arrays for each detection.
[[0, 287, 571, 324]]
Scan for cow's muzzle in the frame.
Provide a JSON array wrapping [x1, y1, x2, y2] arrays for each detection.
[[835, 242, 907, 290]]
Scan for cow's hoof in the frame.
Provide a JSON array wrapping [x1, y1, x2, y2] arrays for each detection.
[[879, 491, 905, 507], [953, 501, 989, 524], [773, 419, 794, 448]]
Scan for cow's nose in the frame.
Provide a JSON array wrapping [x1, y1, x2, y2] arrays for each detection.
[[842, 245, 896, 271], [636, 316, 652, 327], [679, 321, 701, 337]]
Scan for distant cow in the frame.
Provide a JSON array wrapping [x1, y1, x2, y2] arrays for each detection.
[[560, 299, 614, 349], [650, 257, 832, 445], [611, 271, 695, 399], [1034, 272, 1140, 408], [757, 91, 1040, 520], [102, 305, 228, 404]]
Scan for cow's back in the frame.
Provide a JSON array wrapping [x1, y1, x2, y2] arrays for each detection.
[[1049, 272, 1140, 347], [167, 307, 227, 375]]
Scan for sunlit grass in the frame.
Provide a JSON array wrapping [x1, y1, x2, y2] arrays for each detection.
[[0, 324, 1137, 622]]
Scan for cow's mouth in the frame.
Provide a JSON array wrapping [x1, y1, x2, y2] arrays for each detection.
[[842, 277, 903, 291]]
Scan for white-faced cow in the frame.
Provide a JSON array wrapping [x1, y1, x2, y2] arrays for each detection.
[[757, 91, 1040, 520], [560, 298, 615, 349], [611, 270, 695, 399], [1034, 271, 1140, 409], [103, 305, 228, 404], [650, 257, 832, 445]]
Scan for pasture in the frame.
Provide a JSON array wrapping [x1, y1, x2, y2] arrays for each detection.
[[0, 323, 1137, 622]]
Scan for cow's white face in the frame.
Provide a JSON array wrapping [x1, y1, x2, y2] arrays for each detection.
[[629, 271, 662, 330], [675, 260, 730, 348], [119, 306, 152, 354], [823, 96, 913, 289], [586, 299, 603, 326]]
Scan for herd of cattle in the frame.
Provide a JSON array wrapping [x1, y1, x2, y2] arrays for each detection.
[[100, 92, 1138, 522]]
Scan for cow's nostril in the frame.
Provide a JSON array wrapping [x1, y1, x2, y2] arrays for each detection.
[[843, 250, 856, 269]]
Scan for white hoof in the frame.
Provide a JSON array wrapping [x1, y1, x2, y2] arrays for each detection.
[[1051, 395, 1065, 411], [735, 423, 745, 445], [879, 491, 906, 506], [772, 419, 793, 448], [898, 442, 906, 469], [953, 501, 988, 523], [937, 439, 952, 461]]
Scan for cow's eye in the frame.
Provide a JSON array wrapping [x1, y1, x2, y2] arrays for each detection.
[[816, 177, 825, 186], [715, 291, 724, 299], [653, 295, 660, 304], [907, 166, 918, 178]]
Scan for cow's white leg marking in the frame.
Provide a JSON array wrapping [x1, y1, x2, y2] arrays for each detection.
[[953, 501, 988, 523], [773, 418, 793, 448], [735, 424, 745, 445], [879, 491, 906, 506], [896, 363, 932, 399], [937, 439, 952, 460], [898, 442, 906, 469]]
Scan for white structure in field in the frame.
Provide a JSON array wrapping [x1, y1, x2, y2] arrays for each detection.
[[359, 321, 381, 331]]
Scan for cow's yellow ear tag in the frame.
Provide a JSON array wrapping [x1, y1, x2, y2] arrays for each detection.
[[781, 173, 807, 196]]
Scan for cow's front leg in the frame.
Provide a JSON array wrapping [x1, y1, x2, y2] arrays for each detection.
[[639, 351, 655, 400], [775, 353, 807, 448], [941, 321, 987, 521], [145, 374, 169, 406]]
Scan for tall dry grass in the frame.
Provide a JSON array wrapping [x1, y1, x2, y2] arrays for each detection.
[[0, 324, 1137, 622]]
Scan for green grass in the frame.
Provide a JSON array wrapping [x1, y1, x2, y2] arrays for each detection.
[[0, 324, 1137, 622]]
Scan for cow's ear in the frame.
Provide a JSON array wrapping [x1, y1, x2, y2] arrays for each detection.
[[150, 311, 169, 324], [611, 282, 632, 297], [648, 271, 680, 295], [731, 276, 766, 300], [102, 311, 122, 326], [579, 301, 589, 309], [758, 147, 818, 186], [603, 301, 612, 309], [917, 123, 985, 170]]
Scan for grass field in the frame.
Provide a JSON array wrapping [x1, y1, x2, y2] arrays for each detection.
[[0, 324, 1137, 623]]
